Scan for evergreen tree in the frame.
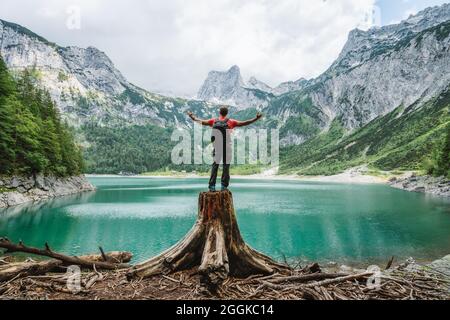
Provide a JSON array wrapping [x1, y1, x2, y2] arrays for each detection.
[[39, 119, 62, 174], [0, 55, 85, 176], [0, 97, 17, 174], [16, 68, 40, 116], [13, 97, 46, 174], [59, 125, 79, 176], [436, 124, 450, 178], [0, 58, 17, 173]]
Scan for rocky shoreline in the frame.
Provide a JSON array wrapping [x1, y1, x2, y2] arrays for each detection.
[[0, 175, 95, 208], [389, 174, 450, 197]]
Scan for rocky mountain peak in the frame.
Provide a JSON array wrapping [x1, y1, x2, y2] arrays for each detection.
[[197, 65, 249, 107], [228, 64, 241, 74], [197, 65, 272, 109], [0, 19, 52, 45], [333, 3, 450, 72], [57, 45, 127, 95], [268, 2, 450, 145], [0, 19, 126, 95], [0, 18, 217, 127], [197, 65, 309, 109], [203, 65, 244, 88], [272, 78, 309, 96], [245, 76, 272, 92]]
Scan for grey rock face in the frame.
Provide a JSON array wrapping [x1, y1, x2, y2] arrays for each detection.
[[35, 174, 48, 190], [10, 177, 20, 188], [245, 77, 273, 93], [317, 21, 450, 130], [389, 175, 450, 197], [198, 66, 311, 110], [335, 3, 450, 73], [271, 78, 309, 96], [2, 192, 29, 207], [246, 77, 310, 96], [0, 19, 215, 128], [0, 175, 96, 208], [58, 46, 127, 96], [265, 4, 450, 144], [428, 255, 450, 278], [199, 4, 450, 144], [197, 65, 273, 110]]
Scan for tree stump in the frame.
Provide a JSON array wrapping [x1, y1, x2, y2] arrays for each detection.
[[127, 191, 289, 289]]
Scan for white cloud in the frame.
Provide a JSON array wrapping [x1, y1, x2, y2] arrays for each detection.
[[1, 0, 377, 95]]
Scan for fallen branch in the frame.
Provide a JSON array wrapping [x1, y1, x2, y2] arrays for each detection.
[[0, 252, 131, 284], [0, 238, 130, 271], [386, 256, 395, 270], [0, 259, 62, 282], [79, 251, 133, 264], [1, 264, 448, 300], [85, 273, 103, 289], [258, 272, 374, 293], [23, 278, 88, 295], [269, 273, 349, 284], [303, 272, 373, 288]]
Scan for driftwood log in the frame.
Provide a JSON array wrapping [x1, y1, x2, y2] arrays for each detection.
[[0, 250, 133, 283], [79, 250, 133, 264], [128, 191, 289, 289], [0, 238, 131, 271], [0, 259, 62, 282]]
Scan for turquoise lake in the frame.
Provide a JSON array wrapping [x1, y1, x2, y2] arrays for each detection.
[[1, 177, 450, 265]]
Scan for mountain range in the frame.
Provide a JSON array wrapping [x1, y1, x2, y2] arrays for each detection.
[[197, 65, 309, 110], [0, 19, 217, 128], [1, 3, 449, 175], [198, 4, 450, 173]]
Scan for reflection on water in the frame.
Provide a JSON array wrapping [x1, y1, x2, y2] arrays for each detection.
[[1, 177, 450, 264]]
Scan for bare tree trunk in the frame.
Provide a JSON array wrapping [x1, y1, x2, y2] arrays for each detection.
[[127, 191, 289, 289]]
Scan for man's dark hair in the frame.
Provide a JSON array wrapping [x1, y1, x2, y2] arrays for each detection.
[[220, 107, 229, 117]]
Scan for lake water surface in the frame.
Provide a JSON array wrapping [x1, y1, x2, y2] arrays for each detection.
[[1, 177, 450, 265]]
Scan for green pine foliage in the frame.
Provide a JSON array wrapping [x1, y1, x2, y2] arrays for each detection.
[[437, 125, 450, 178], [0, 56, 84, 176], [426, 123, 450, 178], [0, 60, 17, 173], [82, 123, 175, 174]]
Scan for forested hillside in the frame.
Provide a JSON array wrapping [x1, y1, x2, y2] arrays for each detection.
[[0, 56, 83, 176], [81, 108, 265, 174], [82, 124, 174, 174], [280, 88, 450, 176]]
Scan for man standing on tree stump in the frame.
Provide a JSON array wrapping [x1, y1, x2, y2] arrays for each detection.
[[188, 107, 263, 192]]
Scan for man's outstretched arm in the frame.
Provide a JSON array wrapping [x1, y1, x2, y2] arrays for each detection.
[[235, 112, 263, 128], [187, 111, 210, 126]]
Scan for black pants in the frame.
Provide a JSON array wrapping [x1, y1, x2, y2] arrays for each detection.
[[209, 163, 230, 188]]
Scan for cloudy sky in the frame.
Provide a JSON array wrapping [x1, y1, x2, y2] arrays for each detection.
[[1, 0, 448, 96]]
